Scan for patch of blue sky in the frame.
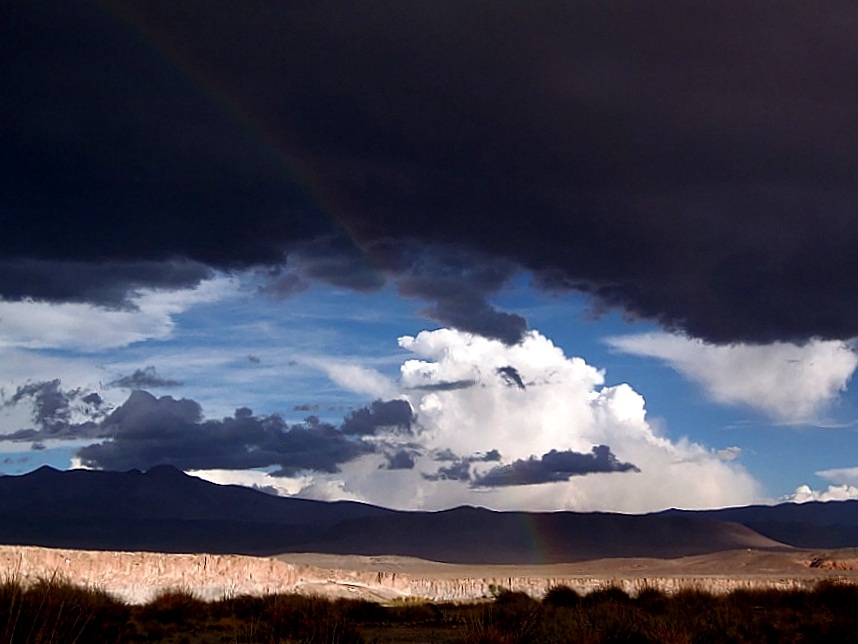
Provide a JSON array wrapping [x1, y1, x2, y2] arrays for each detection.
[[492, 276, 708, 429], [0, 439, 96, 475], [93, 277, 427, 422]]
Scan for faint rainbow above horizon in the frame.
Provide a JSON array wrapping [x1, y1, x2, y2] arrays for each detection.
[[102, 3, 384, 274]]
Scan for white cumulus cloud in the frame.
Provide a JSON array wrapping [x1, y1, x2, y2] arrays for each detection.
[[188, 468, 311, 496], [299, 328, 761, 513], [785, 484, 858, 503], [605, 333, 858, 423]]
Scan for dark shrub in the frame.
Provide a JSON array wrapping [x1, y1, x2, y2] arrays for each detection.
[[263, 593, 364, 643], [583, 585, 631, 605], [543, 585, 581, 608], [2, 576, 129, 644], [634, 587, 670, 614], [138, 588, 208, 624], [813, 579, 858, 612]]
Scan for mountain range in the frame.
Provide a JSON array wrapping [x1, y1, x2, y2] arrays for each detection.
[[2, 466, 857, 564]]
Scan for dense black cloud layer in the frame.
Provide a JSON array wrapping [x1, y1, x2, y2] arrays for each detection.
[[5, 2, 858, 342], [472, 446, 640, 487], [0, 260, 211, 307]]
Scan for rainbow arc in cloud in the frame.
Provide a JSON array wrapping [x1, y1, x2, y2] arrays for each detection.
[[103, 3, 382, 274]]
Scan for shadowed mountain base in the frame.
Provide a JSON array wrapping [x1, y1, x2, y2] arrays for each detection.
[[0, 467, 787, 563]]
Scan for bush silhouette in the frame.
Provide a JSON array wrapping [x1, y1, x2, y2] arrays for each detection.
[[543, 585, 581, 608], [4, 575, 858, 643]]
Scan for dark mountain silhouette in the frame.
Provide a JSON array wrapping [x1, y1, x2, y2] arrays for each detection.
[[288, 505, 781, 564], [0, 466, 850, 562], [661, 502, 858, 549], [0, 465, 392, 554]]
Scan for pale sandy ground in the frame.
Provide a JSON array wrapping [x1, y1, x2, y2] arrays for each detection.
[[276, 548, 858, 578], [276, 548, 858, 601], [5, 545, 858, 604]]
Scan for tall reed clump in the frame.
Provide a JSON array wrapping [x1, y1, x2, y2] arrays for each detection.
[[531, 581, 858, 644], [0, 573, 128, 644], [5, 574, 858, 643], [258, 594, 364, 643]]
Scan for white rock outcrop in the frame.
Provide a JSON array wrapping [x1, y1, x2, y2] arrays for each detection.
[[2, 545, 855, 604]]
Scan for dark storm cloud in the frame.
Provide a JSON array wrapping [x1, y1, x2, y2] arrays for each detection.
[[108, 366, 182, 389], [268, 239, 528, 343], [76, 390, 376, 474], [0, 259, 211, 307], [341, 399, 415, 436], [259, 235, 388, 299], [472, 446, 640, 487], [392, 247, 528, 344], [6, 2, 858, 343]]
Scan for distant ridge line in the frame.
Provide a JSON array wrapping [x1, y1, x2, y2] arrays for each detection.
[[1, 466, 855, 562]]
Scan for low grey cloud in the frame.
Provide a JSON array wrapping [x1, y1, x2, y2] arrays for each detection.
[[496, 366, 525, 390], [423, 449, 503, 482], [407, 379, 477, 393], [472, 446, 640, 487], [424, 460, 472, 482], [108, 366, 182, 389], [341, 399, 414, 436], [76, 390, 381, 474], [4, 380, 71, 434], [0, 379, 108, 440], [382, 450, 417, 470], [1, 385, 421, 476]]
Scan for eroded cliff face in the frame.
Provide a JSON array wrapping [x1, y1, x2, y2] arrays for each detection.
[[2, 546, 310, 603], [0, 545, 851, 604]]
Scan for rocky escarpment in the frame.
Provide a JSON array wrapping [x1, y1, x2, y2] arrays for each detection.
[[3, 545, 856, 604]]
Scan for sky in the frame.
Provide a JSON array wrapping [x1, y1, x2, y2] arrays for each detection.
[[3, 1, 858, 513]]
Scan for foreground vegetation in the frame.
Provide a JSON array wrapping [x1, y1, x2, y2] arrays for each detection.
[[3, 575, 858, 643]]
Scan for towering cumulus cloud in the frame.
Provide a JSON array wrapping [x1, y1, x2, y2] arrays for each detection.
[[297, 329, 760, 512]]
